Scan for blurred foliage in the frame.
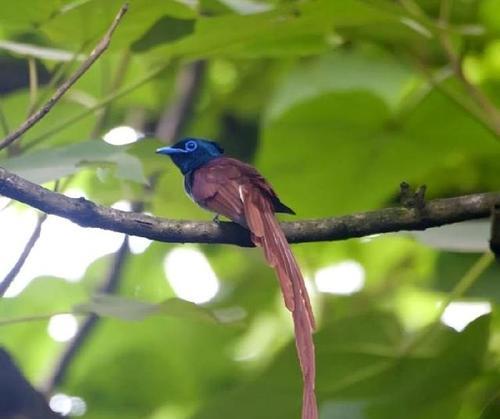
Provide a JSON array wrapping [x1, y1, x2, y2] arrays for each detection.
[[0, 0, 500, 418]]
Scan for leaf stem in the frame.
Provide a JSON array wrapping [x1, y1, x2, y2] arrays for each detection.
[[412, 59, 498, 139], [401, 252, 494, 355], [0, 311, 76, 327], [27, 57, 39, 116], [0, 102, 10, 137], [31, 43, 89, 112], [22, 62, 170, 151], [0, 3, 129, 152], [399, 0, 500, 138]]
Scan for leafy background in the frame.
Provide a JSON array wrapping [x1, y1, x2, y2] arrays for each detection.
[[0, 0, 500, 418]]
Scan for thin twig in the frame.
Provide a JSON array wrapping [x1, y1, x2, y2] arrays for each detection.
[[0, 181, 59, 296], [90, 50, 131, 138], [7, 57, 40, 157], [0, 3, 129, 152], [400, 252, 494, 355], [0, 213, 47, 297], [0, 102, 10, 137], [412, 58, 498, 138], [439, 0, 452, 26], [0, 167, 498, 246], [31, 43, 89, 112], [155, 61, 205, 142], [438, 36, 500, 136], [400, 0, 500, 137], [0, 312, 78, 327], [22, 62, 170, 151], [399, 0, 426, 18], [27, 58, 39, 115], [490, 204, 500, 258], [43, 237, 130, 393]]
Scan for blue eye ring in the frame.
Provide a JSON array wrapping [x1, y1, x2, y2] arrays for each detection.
[[185, 140, 197, 151]]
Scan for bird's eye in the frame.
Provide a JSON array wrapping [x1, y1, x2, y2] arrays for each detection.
[[185, 140, 197, 151]]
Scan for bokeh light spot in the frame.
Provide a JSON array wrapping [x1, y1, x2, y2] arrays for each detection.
[[315, 260, 365, 295], [103, 126, 142, 145], [129, 236, 152, 254], [163, 247, 219, 304], [50, 394, 87, 416], [441, 301, 491, 332], [48, 314, 78, 342]]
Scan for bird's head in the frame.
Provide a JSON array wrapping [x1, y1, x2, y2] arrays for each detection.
[[156, 138, 224, 174]]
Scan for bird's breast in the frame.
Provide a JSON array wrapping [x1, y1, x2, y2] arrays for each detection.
[[183, 169, 214, 213]]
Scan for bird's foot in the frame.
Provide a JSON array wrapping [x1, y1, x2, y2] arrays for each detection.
[[213, 214, 222, 224]]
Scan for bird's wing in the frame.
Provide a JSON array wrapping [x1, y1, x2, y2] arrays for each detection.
[[190, 157, 293, 220], [190, 159, 246, 223]]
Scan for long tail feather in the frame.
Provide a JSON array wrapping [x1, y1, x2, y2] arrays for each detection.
[[241, 186, 317, 419]]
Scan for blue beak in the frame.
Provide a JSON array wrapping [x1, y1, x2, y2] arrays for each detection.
[[156, 146, 186, 155]]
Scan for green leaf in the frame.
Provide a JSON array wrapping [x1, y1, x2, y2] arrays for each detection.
[[431, 252, 500, 303], [144, 2, 338, 58], [0, 140, 147, 184], [480, 0, 500, 34], [0, 40, 85, 61], [40, 0, 197, 49], [146, 0, 425, 59], [0, 0, 56, 30], [1, 1, 499, 417], [0, 278, 88, 380], [131, 16, 196, 52], [259, 51, 500, 217], [76, 294, 218, 323], [265, 46, 413, 122], [76, 294, 157, 320], [216, 0, 273, 15], [366, 315, 490, 419], [155, 298, 218, 324], [0, 91, 96, 148], [192, 312, 489, 419]]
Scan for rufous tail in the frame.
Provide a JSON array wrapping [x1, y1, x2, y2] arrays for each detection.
[[240, 186, 317, 419]]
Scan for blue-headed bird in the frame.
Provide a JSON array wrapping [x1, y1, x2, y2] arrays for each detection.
[[157, 138, 317, 419]]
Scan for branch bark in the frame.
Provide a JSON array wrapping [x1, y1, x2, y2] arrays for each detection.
[[0, 3, 129, 151], [0, 167, 498, 246]]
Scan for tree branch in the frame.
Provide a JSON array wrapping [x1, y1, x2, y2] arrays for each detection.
[[410, 57, 498, 139], [399, 0, 500, 138], [0, 3, 129, 152], [23, 62, 170, 152], [0, 213, 47, 297], [0, 167, 498, 246], [437, 27, 500, 137], [0, 349, 62, 418], [155, 61, 205, 142]]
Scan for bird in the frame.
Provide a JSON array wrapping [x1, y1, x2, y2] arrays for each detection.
[[157, 138, 317, 419]]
